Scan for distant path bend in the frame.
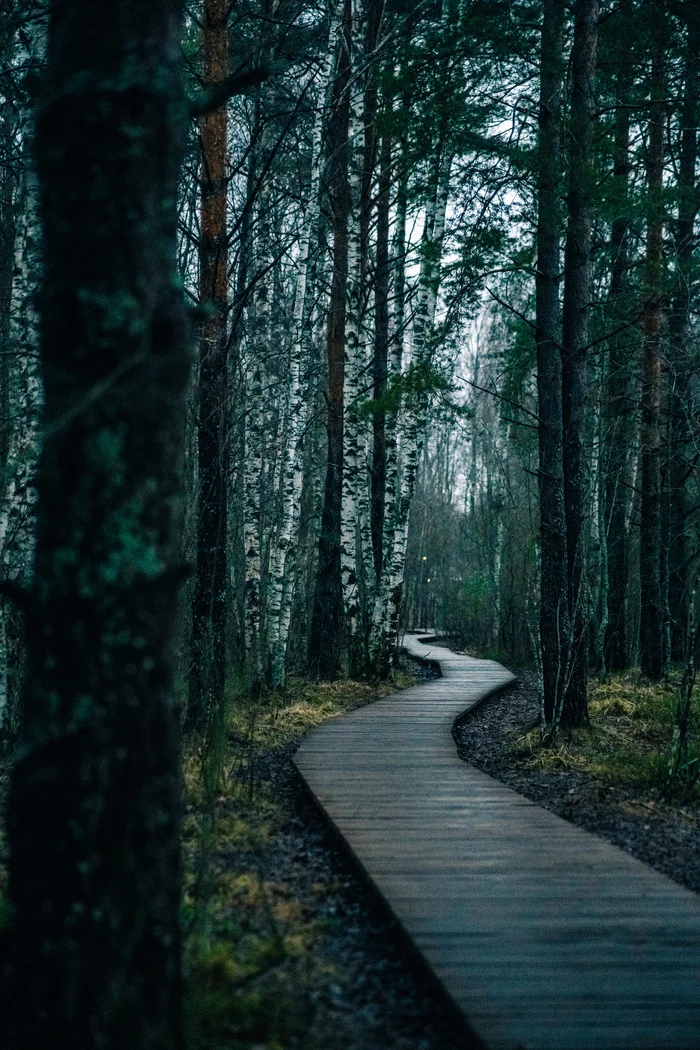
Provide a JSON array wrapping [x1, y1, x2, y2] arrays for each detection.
[[293, 632, 700, 1050]]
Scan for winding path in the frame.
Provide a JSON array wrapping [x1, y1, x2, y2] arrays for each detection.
[[293, 633, 700, 1050]]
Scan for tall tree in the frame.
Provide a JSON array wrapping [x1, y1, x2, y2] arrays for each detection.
[[308, 0, 351, 679], [340, 0, 366, 673], [667, 2, 699, 662], [640, 29, 666, 680], [189, 0, 229, 729], [0, 0, 189, 1047], [535, 0, 569, 725], [603, 0, 634, 672], [0, 6, 43, 742], [561, 0, 598, 725], [372, 108, 391, 581], [266, 0, 345, 687]]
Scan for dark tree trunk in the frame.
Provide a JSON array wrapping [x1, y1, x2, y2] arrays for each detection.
[[604, 0, 633, 673], [308, 10, 350, 679], [372, 125, 391, 580], [561, 0, 598, 726], [640, 45, 665, 680], [188, 0, 229, 731], [668, 7, 699, 663], [0, 0, 189, 1047], [535, 0, 569, 726], [308, 241, 347, 680]]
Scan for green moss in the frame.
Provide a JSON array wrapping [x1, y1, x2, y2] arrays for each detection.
[[185, 938, 302, 1050], [183, 669, 413, 1050]]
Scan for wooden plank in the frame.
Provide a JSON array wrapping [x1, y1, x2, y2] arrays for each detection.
[[293, 632, 700, 1050]]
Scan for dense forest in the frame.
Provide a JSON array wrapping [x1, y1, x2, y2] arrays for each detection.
[[0, 0, 698, 1046]]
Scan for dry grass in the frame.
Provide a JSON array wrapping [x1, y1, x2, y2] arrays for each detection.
[[183, 669, 414, 1050], [511, 670, 698, 795], [0, 670, 414, 1047]]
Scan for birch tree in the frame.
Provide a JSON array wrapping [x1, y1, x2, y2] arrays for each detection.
[[0, 167, 41, 738], [266, 0, 345, 687], [340, 0, 366, 673]]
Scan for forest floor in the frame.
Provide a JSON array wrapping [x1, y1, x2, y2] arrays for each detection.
[[183, 655, 472, 1050], [452, 656, 700, 895], [0, 657, 469, 1050]]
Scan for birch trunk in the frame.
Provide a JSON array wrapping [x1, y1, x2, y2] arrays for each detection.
[[0, 100, 42, 739], [370, 148, 406, 673], [267, 1, 345, 686], [381, 154, 451, 665], [371, 124, 391, 580], [243, 160, 271, 692], [340, 0, 365, 673], [491, 422, 511, 651]]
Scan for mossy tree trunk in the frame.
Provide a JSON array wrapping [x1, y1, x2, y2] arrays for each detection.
[[0, 0, 189, 1047]]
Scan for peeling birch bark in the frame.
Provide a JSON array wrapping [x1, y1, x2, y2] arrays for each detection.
[[373, 153, 452, 671], [267, 0, 344, 686], [340, 0, 365, 671], [0, 164, 42, 738]]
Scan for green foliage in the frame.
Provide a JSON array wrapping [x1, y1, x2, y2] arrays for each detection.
[[664, 666, 700, 801], [664, 749, 700, 800], [358, 359, 453, 419]]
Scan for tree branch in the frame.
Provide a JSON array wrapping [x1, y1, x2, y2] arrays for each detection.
[[190, 67, 269, 118]]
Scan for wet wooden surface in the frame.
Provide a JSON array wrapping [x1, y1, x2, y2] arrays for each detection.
[[293, 633, 700, 1050]]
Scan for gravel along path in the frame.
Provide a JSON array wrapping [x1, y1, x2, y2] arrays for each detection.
[[185, 655, 477, 1050]]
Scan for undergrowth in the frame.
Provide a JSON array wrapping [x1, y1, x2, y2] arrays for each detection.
[[512, 669, 700, 801], [183, 671, 414, 1050]]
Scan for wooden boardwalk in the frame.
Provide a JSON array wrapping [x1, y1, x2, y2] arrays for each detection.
[[294, 633, 700, 1050]]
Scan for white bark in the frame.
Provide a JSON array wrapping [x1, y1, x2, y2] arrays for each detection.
[[243, 160, 271, 687], [490, 422, 511, 650], [267, 0, 344, 686], [373, 152, 452, 668], [0, 165, 42, 734], [0, 606, 8, 732], [340, 0, 365, 662], [370, 160, 407, 664]]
